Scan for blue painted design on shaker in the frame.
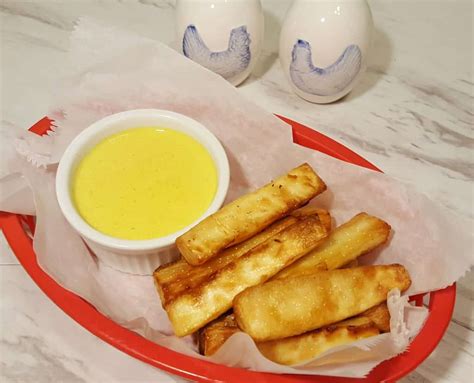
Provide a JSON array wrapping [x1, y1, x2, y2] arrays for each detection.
[[183, 25, 251, 80], [290, 40, 362, 96]]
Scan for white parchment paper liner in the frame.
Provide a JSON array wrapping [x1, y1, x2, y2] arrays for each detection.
[[1, 19, 472, 378]]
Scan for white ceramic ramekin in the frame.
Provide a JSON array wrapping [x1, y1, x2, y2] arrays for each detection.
[[56, 109, 230, 275]]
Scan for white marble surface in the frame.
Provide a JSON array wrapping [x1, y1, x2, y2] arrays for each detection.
[[0, 0, 472, 382]]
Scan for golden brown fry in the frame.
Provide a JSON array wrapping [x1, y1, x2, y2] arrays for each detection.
[[154, 216, 299, 304], [273, 213, 391, 280], [234, 264, 411, 342], [199, 311, 384, 361], [361, 302, 391, 333], [199, 314, 377, 358], [154, 209, 329, 306], [290, 207, 332, 232], [257, 318, 380, 365], [199, 313, 239, 356], [159, 216, 328, 337], [176, 163, 327, 265], [199, 269, 390, 358]]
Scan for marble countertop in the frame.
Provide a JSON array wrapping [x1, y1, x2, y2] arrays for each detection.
[[1, 0, 472, 382]]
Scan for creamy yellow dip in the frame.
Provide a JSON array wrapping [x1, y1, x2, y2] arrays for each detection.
[[72, 127, 217, 240]]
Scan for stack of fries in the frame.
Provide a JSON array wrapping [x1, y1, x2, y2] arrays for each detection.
[[154, 163, 411, 365]]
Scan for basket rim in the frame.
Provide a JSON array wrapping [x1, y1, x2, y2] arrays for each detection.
[[0, 116, 456, 383]]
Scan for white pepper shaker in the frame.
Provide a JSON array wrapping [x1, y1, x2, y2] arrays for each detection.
[[280, 0, 373, 103], [176, 0, 264, 86]]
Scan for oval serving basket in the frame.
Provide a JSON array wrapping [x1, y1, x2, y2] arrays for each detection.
[[0, 116, 456, 383]]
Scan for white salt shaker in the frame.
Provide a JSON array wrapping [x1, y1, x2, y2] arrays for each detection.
[[176, 0, 264, 86], [280, 0, 373, 103]]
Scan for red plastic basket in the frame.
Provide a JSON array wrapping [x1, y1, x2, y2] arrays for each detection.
[[0, 116, 456, 383]]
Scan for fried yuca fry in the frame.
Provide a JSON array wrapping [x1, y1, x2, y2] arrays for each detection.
[[258, 304, 391, 365], [362, 302, 391, 333], [162, 216, 328, 336], [273, 213, 391, 280], [290, 206, 332, 232], [199, 313, 239, 356], [199, 304, 390, 358], [176, 163, 327, 265], [154, 208, 330, 306], [257, 318, 380, 365], [234, 264, 410, 341], [154, 216, 299, 304], [199, 315, 379, 362]]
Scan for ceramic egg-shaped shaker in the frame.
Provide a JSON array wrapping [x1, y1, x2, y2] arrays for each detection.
[[280, 0, 373, 103], [176, 0, 264, 86]]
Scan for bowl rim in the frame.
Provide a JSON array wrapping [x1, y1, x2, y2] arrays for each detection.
[[55, 109, 230, 252]]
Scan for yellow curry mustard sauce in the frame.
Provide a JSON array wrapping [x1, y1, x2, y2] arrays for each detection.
[[72, 127, 217, 240]]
